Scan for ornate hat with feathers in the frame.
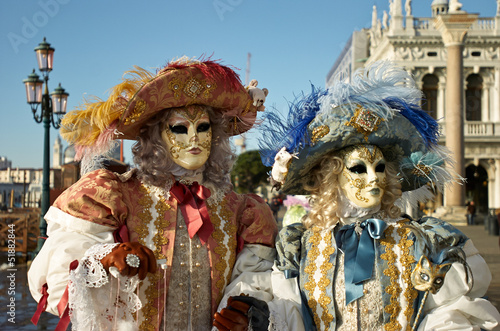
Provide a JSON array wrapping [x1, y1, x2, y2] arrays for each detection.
[[61, 56, 265, 161], [259, 61, 462, 208]]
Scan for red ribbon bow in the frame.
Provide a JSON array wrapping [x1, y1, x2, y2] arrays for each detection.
[[31, 283, 49, 325], [170, 181, 213, 244]]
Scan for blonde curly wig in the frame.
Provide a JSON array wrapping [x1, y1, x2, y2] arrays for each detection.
[[303, 145, 402, 230]]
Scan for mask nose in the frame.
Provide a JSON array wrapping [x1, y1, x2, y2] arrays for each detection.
[[190, 134, 199, 143], [367, 169, 380, 186]]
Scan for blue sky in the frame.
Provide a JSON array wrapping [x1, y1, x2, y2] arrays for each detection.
[[0, 0, 496, 168]]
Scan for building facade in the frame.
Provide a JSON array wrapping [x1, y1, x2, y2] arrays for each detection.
[[327, 0, 500, 216]]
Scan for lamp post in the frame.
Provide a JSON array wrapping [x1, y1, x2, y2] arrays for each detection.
[[23, 37, 69, 253]]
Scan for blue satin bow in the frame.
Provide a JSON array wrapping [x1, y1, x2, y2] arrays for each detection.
[[335, 218, 387, 305]]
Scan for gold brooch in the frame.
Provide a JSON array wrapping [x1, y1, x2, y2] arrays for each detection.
[[345, 105, 383, 141], [412, 163, 432, 177], [184, 78, 204, 98]]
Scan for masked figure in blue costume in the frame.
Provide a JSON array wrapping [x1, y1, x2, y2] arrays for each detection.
[[259, 61, 500, 330]]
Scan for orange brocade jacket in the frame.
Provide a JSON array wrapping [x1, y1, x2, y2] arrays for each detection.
[[52, 169, 277, 330]]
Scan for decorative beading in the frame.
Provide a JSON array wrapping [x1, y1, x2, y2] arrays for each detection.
[[380, 226, 403, 331]]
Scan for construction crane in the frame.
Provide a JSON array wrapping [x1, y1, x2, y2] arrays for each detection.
[[234, 53, 251, 154]]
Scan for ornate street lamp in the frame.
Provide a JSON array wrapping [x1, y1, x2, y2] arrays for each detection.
[[23, 37, 68, 253]]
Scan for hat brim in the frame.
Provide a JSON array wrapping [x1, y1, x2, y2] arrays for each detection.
[[280, 104, 427, 195], [116, 61, 257, 140]]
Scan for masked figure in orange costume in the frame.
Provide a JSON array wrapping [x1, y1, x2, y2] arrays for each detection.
[[28, 57, 298, 330]]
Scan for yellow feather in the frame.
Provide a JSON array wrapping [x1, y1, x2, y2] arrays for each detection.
[[60, 66, 157, 146]]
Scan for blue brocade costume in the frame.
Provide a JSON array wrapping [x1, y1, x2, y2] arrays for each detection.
[[276, 213, 498, 330]]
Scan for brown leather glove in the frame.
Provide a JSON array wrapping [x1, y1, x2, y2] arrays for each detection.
[[213, 295, 270, 331], [100, 242, 157, 280], [213, 296, 250, 331]]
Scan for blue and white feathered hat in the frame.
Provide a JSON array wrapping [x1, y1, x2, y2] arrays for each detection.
[[259, 61, 460, 206]]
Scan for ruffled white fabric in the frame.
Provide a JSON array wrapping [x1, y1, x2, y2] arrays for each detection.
[[68, 243, 142, 331], [336, 190, 381, 222], [28, 206, 116, 316], [213, 245, 305, 331]]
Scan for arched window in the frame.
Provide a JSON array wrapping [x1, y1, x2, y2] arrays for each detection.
[[421, 74, 438, 119], [466, 74, 482, 121]]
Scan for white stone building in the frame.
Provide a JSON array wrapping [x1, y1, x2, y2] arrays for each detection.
[[327, 0, 500, 216]]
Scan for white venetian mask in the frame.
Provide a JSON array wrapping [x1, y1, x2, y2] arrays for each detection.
[[338, 145, 387, 209], [162, 106, 212, 170]]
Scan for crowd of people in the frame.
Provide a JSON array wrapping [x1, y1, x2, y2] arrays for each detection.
[[27, 58, 500, 330]]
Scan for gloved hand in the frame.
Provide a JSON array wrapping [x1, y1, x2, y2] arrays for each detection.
[[100, 242, 157, 280], [213, 294, 270, 331]]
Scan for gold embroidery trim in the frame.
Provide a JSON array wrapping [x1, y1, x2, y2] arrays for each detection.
[[380, 225, 402, 331], [318, 232, 335, 327], [202, 80, 217, 99], [208, 199, 230, 304], [303, 231, 323, 330], [396, 220, 417, 327], [311, 125, 330, 144], [136, 184, 170, 330], [222, 201, 237, 290], [139, 273, 161, 331], [153, 192, 171, 259], [168, 77, 183, 99], [136, 185, 153, 248], [124, 98, 146, 125]]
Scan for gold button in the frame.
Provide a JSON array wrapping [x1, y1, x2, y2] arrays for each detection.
[[195, 262, 201, 267], [180, 243, 185, 247], [178, 225, 184, 229], [195, 305, 200, 309], [179, 302, 184, 306], [180, 262, 186, 266], [196, 244, 201, 249], [196, 284, 201, 289], [179, 282, 183, 286]]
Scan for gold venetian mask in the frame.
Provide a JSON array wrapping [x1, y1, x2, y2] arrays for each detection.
[[338, 145, 387, 209], [162, 106, 212, 170]]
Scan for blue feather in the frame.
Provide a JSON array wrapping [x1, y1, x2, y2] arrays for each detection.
[[259, 85, 326, 167], [383, 97, 439, 147]]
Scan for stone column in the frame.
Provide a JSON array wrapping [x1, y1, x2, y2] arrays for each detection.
[[495, 159, 500, 209], [437, 80, 446, 120], [434, 12, 478, 208]]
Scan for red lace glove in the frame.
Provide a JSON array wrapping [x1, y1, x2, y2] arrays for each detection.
[[100, 242, 157, 280]]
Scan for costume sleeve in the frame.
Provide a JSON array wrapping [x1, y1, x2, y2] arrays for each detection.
[[28, 169, 127, 316], [215, 195, 305, 330], [417, 239, 500, 330]]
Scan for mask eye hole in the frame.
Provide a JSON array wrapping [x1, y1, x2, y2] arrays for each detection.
[[348, 165, 366, 174], [375, 164, 386, 172], [434, 277, 443, 285], [420, 273, 429, 281], [197, 123, 211, 133], [169, 125, 188, 134]]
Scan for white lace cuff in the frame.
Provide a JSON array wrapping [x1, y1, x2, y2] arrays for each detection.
[[68, 243, 142, 330]]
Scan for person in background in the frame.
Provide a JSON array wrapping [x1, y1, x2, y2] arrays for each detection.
[[270, 196, 281, 221], [467, 200, 476, 225]]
